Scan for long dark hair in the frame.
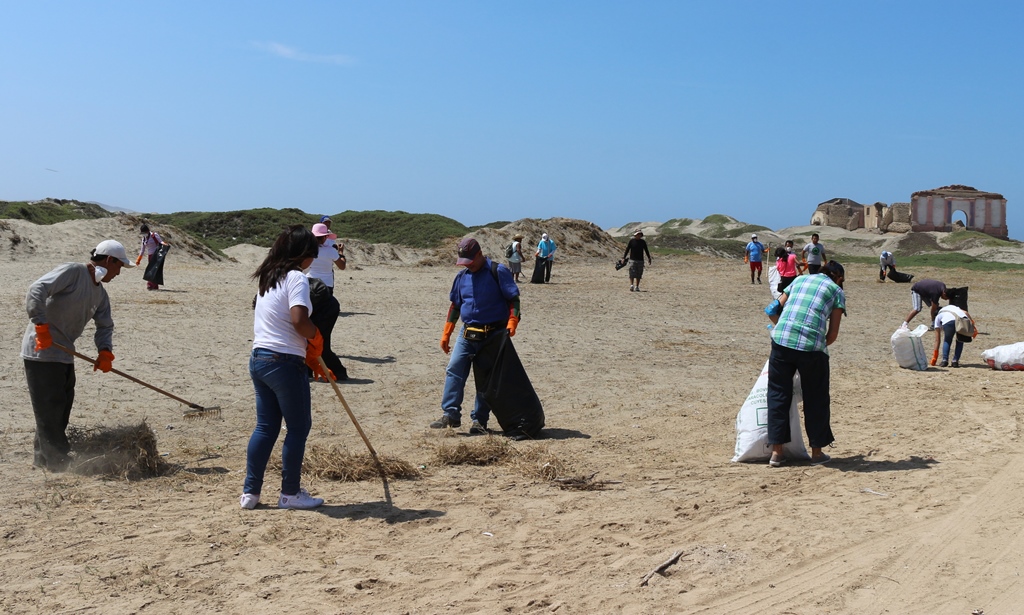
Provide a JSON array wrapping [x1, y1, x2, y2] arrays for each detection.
[[252, 225, 319, 295]]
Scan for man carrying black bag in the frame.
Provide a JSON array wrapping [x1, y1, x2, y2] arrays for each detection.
[[429, 238, 542, 439]]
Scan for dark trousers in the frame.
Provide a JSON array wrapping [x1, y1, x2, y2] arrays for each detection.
[[24, 360, 76, 469], [310, 294, 347, 380], [540, 257, 553, 282], [806, 264, 822, 274], [766, 341, 834, 448], [778, 275, 796, 294]]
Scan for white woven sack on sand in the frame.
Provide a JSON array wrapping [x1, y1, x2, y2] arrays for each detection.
[[891, 325, 929, 370], [768, 266, 782, 300], [732, 359, 810, 462], [980, 342, 1024, 370]]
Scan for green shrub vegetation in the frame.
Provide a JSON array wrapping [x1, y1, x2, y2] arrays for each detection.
[[701, 214, 735, 225], [719, 224, 771, 239], [149, 209, 469, 250], [940, 230, 1019, 250], [0, 200, 112, 224]]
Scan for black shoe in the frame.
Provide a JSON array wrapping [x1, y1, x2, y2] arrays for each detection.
[[469, 420, 489, 435], [939, 359, 948, 367], [429, 415, 461, 429], [951, 361, 960, 368]]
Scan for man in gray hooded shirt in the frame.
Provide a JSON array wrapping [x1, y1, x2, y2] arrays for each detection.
[[21, 239, 134, 470]]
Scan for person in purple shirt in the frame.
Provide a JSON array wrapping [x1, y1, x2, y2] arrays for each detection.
[[903, 278, 948, 327], [430, 238, 521, 435]]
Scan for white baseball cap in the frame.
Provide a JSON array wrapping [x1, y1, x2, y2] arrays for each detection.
[[93, 240, 135, 267], [751, 233, 758, 239]]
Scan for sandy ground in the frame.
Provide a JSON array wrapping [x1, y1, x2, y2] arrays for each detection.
[[2, 219, 1024, 615]]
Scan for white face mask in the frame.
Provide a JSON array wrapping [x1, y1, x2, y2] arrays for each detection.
[[93, 265, 107, 283], [786, 246, 793, 252]]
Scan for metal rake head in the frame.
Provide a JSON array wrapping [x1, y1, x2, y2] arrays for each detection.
[[183, 405, 222, 420]]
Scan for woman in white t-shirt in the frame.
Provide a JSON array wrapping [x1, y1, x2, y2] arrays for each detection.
[[305, 223, 346, 291], [241, 225, 328, 511]]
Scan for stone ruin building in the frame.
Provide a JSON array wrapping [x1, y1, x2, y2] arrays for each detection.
[[809, 185, 1008, 239]]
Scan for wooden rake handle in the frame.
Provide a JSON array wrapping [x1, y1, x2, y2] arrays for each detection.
[[53, 342, 205, 411], [318, 356, 379, 459]]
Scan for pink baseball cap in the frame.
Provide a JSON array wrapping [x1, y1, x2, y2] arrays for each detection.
[[312, 223, 336, 239]]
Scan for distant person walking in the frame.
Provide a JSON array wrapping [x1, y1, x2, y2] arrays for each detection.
[[903, 279, 948, 328], [878, 251, 896, 282], [764, 260, 846, 467], [508, 234, 525, 283], [745, 233, 766, 284], [802, 234, 826, 274], [136, 224, 169, 290], [623, 230, 652, 292], [22, 240, 135, 470], [242, 225, 328, 511], [534, 233, 557, 283]]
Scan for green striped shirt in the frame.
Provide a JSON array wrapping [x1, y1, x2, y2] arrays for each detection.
[[770, 274, 845, 352]]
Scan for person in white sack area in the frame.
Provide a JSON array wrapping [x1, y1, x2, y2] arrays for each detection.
[[763, 260, 846, 468]]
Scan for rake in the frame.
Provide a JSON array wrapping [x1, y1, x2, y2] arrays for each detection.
[[318, 356, 391, 506], [53, 343, 221, 419]]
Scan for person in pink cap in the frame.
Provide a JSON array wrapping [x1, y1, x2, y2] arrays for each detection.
[[306, 223, 346, 293]]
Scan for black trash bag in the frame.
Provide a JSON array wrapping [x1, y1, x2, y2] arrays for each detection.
[[947, 286, 969, 312], [886, 268, 914, 283], [530, 257, 547, 284], [142, 245, 170, 286], [482, 331, 545, 440]]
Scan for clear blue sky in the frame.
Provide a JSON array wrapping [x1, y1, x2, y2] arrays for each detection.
[[3, 2, 1022, 235]]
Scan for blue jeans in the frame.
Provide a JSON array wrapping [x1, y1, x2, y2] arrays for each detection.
[[245, 348, 311, 496], [440, 327, 504, 425], [941, 321, 964, 362]]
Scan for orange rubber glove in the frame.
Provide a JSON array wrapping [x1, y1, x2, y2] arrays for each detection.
[[305, 329, 323, 362], [507, 315, 519, 337], [135, 254, 143, 266], [34, 324, 53, 351], [440, 321, 456, 354], [94, 350, 114, 373]]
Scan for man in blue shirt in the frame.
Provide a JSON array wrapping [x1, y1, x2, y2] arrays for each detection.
[[745, 233, 766, 285], [431, 238, 521, 434]]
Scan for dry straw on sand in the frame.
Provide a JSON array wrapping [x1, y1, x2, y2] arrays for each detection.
[[276, 444, 421, 481], [433, 436, 614, 491], [66, 421, 172, 480]]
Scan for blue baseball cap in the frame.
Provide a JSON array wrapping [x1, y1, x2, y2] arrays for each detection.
[[319, 215, 331, 223]]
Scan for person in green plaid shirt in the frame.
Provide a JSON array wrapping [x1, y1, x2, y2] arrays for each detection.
[[764, 260, 846, 467]]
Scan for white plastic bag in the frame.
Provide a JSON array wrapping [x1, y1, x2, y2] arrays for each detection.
[[767, 266, 782, 300], [891, 325, 930, 370], [981, 342, 1024, 370], [732, 359, 810, 462]]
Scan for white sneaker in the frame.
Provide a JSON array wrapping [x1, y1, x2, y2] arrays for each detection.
[[278, 488, 324, 510], [239, 493, 260, 509]]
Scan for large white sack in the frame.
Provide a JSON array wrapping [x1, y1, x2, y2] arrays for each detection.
[[981, 342, 1024, 370], [768, 266, 782, 300], [891, 325, 930, 370], [732, 359, 810, 462]]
